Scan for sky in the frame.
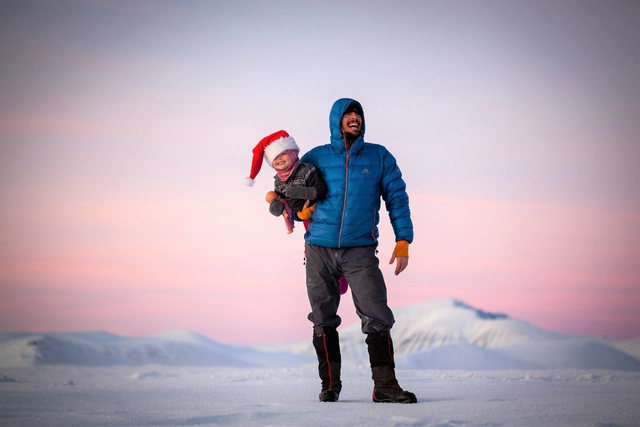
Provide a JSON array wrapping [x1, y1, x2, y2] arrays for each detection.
[[1, 0, 639, 345]]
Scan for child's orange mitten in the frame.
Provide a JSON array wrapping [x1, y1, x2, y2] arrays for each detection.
[[296, 204, 316, 220]]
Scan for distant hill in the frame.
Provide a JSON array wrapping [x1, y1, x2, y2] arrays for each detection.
[[2, 298, 639, 371], [277, 298, 640, 371], [612, 338, 640, 360], [0, 329, 312, 368]]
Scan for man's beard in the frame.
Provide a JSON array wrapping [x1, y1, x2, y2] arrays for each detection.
[[343, 127, 361, 141]]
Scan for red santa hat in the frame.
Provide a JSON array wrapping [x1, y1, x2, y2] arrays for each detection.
[[244, 130, 299, 187]]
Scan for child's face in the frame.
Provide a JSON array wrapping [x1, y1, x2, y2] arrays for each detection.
[[273, 152, 293, 171]]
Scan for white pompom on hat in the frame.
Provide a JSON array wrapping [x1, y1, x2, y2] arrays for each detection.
[[244, 130, 299, 186]]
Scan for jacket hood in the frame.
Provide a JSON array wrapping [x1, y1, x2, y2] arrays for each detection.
[[329, 98, 366, 152]]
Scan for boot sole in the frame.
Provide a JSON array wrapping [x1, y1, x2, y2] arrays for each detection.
[[373, 398, 417, 404], [372, 391, 417, 404]]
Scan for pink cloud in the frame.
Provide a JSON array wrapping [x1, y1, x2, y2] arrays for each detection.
[[1, 191, 639, 343]]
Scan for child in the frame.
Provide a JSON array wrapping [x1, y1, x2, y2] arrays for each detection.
[[244, 130, 348, 294], [243, 129, 326, 232]]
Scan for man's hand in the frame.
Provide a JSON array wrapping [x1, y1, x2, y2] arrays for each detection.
[[296, 200, 316, 220], [389, 240, 409, 276], [285, 186, 317, 200]]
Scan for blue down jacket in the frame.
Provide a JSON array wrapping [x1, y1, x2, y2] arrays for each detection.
[[300, 98, 413, 248]]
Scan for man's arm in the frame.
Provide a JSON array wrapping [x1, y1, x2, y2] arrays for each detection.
[[380, 148, 413, 275], [380, 149, 413, 244]]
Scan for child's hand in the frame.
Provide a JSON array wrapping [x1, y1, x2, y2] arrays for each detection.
[[296, 200, 316, 220], [269, 200, 284, 216], [285, 186, 317, 200]]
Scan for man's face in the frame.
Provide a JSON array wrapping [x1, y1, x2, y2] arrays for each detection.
[[340, 111, 362, 139]]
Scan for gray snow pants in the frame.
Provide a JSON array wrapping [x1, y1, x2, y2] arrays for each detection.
[[305, 243, 395, 334]]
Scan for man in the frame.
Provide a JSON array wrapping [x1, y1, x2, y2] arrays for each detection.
[[290, 98, 416, 404]]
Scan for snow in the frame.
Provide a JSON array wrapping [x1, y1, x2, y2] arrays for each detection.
[[261, 298, 640, 371], [1, 366, 639, 426], [613, 338, 640, 360], [1, 298, 639, 426]]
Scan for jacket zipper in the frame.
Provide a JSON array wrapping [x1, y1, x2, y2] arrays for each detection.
[[338, 151, 349, 248]]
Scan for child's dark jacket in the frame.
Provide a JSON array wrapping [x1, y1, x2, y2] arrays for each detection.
[[273, 162, 327, 213]]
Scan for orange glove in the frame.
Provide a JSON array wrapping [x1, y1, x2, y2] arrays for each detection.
[[394, 240, 409, 258], [389, 240, 409, 276], [296, 203, 316, 220]]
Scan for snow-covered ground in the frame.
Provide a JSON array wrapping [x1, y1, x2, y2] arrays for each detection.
[[1, 365, 639, 426], [1, 299, 639, 426]]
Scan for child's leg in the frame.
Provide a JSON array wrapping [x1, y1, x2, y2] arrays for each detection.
[[281, 199, 294, 233], [338, 275, 349, 295]]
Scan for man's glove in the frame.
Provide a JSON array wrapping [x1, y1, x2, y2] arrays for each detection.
[[394, 240, 409, 258], [389, 240, 409, 276], [284, 186, 317, 200], [296, 203, 316, 220], [269, 200, 284, 217]]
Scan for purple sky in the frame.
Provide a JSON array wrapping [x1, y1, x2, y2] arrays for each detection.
[[1, 0, 639, 344]]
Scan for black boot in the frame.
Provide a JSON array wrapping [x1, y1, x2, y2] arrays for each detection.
[[312, 326, 342, 402], [366, 331, 417, 404]]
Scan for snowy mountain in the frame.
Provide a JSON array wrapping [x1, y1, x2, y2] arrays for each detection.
[[613, 338, 640, 360], [1, 298, 639, 371], [282, 298, 573, 359], [0, 329, 313, 368], [275, 298, 640, 371]]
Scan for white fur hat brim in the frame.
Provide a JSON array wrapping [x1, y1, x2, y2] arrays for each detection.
[[263, 136, 299, 167]]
